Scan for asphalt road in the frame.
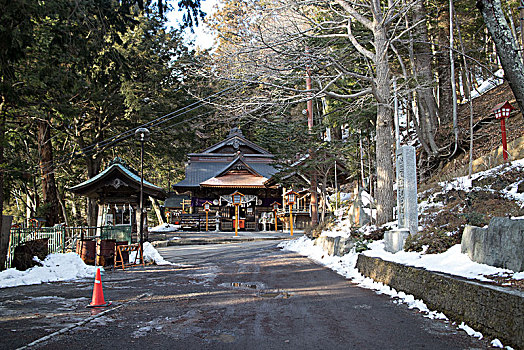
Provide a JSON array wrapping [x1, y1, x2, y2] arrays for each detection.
[[1, 240, 490, 349]]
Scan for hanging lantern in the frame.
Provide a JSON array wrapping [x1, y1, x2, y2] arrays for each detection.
[[231, 191, 244, 205], [285, 190, 298, 205]]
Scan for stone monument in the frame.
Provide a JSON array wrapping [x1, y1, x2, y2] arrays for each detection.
[[215, 212, 220, 232], [260, 212, 268, 231], [347, 186, 371, 227], [384, 145, 418, 253]]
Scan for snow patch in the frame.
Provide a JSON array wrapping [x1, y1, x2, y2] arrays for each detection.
[[150, 223, 179, 232], [129, 242, 174, 266], [458, 322, 483, 339], [0, 253, 99, 288], [469, 69, 504, 100]]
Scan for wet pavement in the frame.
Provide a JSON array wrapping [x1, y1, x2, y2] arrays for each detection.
[[0, 240, 491, 350]]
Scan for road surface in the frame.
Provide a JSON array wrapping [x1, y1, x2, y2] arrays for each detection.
[[1, 240, 489, 349]]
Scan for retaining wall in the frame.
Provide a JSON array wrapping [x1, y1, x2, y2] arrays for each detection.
[[356, 254, 524, 349]]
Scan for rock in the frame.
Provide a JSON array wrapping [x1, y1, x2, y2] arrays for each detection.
[[384, 228, 410, 253], [13, 238, 49, 271], [517, 181, 524, 193], [314, 235, 354, 257], [461, 217, 524, 272]]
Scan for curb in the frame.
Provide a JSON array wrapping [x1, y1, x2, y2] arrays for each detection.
[[356, 255, 524, 349], [151, 236, 293, 247]]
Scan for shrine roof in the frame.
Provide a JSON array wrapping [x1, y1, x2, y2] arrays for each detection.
[[68, 162, 166, 200], [198, 127, 272, 155], [173, 128, 279, 189], [173, 161, 277, 188]]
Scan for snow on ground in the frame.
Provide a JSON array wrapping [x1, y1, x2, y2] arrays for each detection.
[[470, 69, 504, 100], [363, 241, 522, 282], [0, 241, 184, 289], [436, 158, 524, 206], [129, 242, 187, 267], [150, 223, 180, 232], [0, 253, 99, 288], [142, 242, 174, 266], [279, 237, 515, 349], [316, 220, 524, 281]]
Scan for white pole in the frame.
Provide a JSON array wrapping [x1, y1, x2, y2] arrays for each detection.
[[393, 79, 400, 151]]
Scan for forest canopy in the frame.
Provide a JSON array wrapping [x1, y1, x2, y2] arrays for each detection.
[[1, 0, 522, 227]]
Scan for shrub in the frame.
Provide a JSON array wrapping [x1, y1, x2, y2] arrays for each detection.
[[404, 228, 459, 254]]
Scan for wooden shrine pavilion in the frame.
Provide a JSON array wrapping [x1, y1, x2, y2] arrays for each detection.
[[69, 158, 166, 233], [168, 128, 312, 231]]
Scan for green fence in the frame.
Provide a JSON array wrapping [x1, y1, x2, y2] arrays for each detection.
[[5, 224, 132, 269], [7, 226, 66, 269]]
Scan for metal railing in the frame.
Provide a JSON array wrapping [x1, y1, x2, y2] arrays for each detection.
[[277, 206, 310, 215]]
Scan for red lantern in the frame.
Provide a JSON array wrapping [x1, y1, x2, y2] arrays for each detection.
[[493, 101, 514, 119], [492, 101, 514, 161]]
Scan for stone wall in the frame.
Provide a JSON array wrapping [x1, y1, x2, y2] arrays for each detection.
[[314, 236, 354, 257], [356, 254, 524, 349], [462, 217, 524, 272]]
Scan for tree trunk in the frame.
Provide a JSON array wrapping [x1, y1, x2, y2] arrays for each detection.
[[477, 0, 524, 118], [412, 0, 439, 155], [86, 156, 102, 227], [450, 0, 459, 156], [150, 196, 165, 225], [374, 26, 395, 225], [58, 193, 69, 227], [320, 172, 328, 223], [0, 97, 5, 269], [437, 5, 453, 125], [310, 174, 318, 226], [37, 119, 62, 226], [332, 126, 342, 140]]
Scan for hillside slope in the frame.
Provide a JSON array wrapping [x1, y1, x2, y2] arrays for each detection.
[[430, 82, 524, 181]]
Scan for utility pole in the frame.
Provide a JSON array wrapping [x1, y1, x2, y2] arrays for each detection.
[[306, 48, 318, 226]]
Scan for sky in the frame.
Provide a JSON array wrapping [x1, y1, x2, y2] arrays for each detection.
[[166, 0, 219, 50]]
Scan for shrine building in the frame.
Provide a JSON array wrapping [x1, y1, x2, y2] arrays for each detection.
[[167, 128, 312, 231]]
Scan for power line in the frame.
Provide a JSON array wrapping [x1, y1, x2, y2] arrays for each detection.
[[13, 81, 249, 178]]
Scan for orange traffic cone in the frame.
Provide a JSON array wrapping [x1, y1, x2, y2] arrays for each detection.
[[87, 268, 111, 308]]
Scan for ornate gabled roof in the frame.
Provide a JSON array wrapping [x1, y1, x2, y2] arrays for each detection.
[[199, 154, 269, 188], [194, 127, 272, 155], [69, 159, 166, 201], [173, 128, 278, 189], [215, 154, 262, 177], [173, 161, 277, 188]]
